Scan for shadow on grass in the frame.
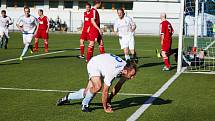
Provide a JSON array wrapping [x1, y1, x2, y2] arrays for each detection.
[[0, 62, 20, 66], [39, 55, 79, 60], [138, 62, 164, 68], [62, 96, 172, 112]]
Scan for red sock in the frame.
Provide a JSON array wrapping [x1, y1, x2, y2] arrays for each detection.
[[44, 40, 48, 50], [86, 46, 94, 62], [34, 41, 38, 49], [80, 45, 85, 56], [163, 57, 170, 68], [99, 45, 105, 54]]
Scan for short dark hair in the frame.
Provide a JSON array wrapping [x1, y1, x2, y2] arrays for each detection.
[[86, 2, 91, 8], [117, 8, 124, 13], [1, 10, 6, 14], [39, 9, 43, 13], [24, 6, 30, 11], [124, 60, 137, 74], [94, 0, 101, 5]]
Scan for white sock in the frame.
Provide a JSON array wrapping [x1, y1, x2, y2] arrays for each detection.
[[21, 44, 29, 57], [67, 88, 85, 100], [125, 54, 130, 60]]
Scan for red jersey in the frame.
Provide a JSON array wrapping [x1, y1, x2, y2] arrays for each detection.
[[82, 11, 91, 32], [160, 20, 174, 42], [89, 7, 100, 32], [38, 16, 49, 30]]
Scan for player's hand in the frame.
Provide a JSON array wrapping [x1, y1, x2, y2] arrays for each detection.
[[46, 30, 49, 33], [99, 29, 103, 36], [104, 106, 113, 113]]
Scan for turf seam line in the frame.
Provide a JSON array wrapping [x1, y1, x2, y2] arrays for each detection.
[[0, 87, 153, 96], [126, 67, 186, 121], [0, 50, 65, 63]]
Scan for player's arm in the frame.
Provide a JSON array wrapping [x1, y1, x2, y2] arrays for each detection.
[[130, 18, 136, 32], [113, 20, 119, 36], [102, 83, 113, 113], [8, 17, 13, 25], [91, 18, 102, 34], [160, 24, 164, 45], [16, 19, 23, 32], [108, 77, 126, 104], [46, 17, 50, 33], [34, 18, 39, 35]]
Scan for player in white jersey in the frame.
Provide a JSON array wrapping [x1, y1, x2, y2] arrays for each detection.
[[114, 8, 138, 63], [0, 10, 13, 49], [16, 7, 38, 61], [56, 53, 137, 113]]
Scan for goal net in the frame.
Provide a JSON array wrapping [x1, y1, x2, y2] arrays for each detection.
[[178, 0, 215, 73]]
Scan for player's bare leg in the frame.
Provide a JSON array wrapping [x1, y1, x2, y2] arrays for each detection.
[[124, 47, 130, 61], [130, 49, 138, 63], [86, 41, 95, 62], [44, 39, 48, 53], [33, 38, 39, 52], [161, 51, 171, 71], [79, 39, 85, 59]]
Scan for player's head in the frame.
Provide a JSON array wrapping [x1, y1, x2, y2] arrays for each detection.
[[94, 0, 101, 8], [38, 9, 43, 16], [1, 10, 6, 17], [160, 13, 166, 21], [24, 7, 30, 17], [117, 8, 125, 19], [122, 61, 137, 80], [85, 3, 91, 12]]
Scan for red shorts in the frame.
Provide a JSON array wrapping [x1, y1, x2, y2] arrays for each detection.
[[89, 30, 102, 42], [162, 40, 172, 52], [35, 29, 48, 39], [80, 31, 89, 41]]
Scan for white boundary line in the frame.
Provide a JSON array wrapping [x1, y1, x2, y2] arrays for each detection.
[[0, 87, 153, 96], [127, 67, 186, 121], [0, 50, 65, 64]]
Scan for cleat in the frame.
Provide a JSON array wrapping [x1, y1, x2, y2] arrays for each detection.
[[45, 49, 48, 53], [81, 105, 90, 112], [30, 50, 33, 54], [156, 49, 161, 58], [19, 56, 23, 61], [56, 94, 69, 106], [4, 45, 7, 49], [78, 55, 85, 59], [162, 66, 170, 71], [33, 48, 39, 52]]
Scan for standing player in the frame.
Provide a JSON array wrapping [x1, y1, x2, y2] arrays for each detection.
[[16, 7, 38, 61], [86, 0, 105, 62], [56, 53, 137, 113], [114, 8, 138, 63], [160, 13, 174, 71], [0, 10, 13, 49], [34, 9, 49, 53], [79, 3, 91, 59]]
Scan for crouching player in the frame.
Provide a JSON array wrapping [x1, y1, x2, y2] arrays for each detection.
[[34, 9, 49, 53], [56, 53, 137, 113], [160, 13, 174, 71], [16, 7, 38, 60]]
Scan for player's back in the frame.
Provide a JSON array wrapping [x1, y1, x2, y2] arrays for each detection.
[[160, 20, 174, 41], [89, 7, 100, 30], [90, 53, 126, 76]]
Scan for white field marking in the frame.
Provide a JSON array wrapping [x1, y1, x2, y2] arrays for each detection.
[[127, 67, 186, 121], [75, 47, 154, 52], [0, 87, 153, 96], [0, 50, 65, 64], [183, 71, 215, 75], [204, 40, 215, 50]]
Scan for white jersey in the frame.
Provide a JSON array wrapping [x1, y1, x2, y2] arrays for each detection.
[[0, 16, 12, 30], [114, 16, 135, 37], [16, 15, 38, 34], [87, 53, 127, 86]]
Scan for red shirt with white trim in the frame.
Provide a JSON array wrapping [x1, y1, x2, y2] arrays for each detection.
[[38, 16, 49, 30], [89, 7, 100, 32], [83, 11, 91, 32]]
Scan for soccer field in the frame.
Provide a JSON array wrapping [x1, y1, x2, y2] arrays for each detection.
[[0, 32, 215, 121]]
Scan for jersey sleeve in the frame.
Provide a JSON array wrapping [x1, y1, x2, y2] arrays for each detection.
[[160, 22, 165, 35], [8, 17, 13, 25], [16, 16, 23, 25], [103, 74, 115, 87], [90, 9, 96, 20], [113, 19, 118, 32], [128, 17, 136, 28]]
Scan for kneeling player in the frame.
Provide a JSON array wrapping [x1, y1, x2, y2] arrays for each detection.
[[34, 9, 49, 53], [56, 53, 137, 113]]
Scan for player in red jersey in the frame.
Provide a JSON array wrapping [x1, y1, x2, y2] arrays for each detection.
[[34, 9, 49, 53], [79, 3, 91, 59], [86, 0, 105, 62], [160, 13, 174, 71]]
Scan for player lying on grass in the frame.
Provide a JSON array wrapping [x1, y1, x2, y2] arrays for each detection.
[[57, 53, 137, 113]]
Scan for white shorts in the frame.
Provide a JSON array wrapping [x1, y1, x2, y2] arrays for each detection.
[[119, 34, 135, 49], [23, 34, 34, 44], [87, 58, 101, 80], [0, 28, 9, 38]]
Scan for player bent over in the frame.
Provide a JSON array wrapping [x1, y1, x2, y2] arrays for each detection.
[[56, 53, 137, 113], [0, 10, 13, 49], [160, 13, 175, 71], [79, 3, 91, 59], [16, 7, 38, 61], [114, 8, 138, 63], [86, 0, 105, 62], [34, 9, 49, 53]]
